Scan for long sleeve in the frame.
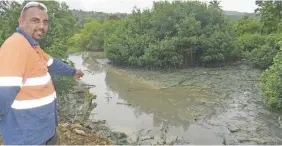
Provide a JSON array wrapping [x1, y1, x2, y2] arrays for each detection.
[[47, 58, 76, 76], [0, 44, 27, 119], [41, 50, 76, 76]]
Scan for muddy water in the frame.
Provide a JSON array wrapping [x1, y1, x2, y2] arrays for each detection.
[[68, 52, 282, 145]]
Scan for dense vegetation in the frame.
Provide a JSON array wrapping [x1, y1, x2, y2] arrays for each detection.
[[70, 1, 265, 69], [72, 1, 241, 69], [256, 1, 282, 109], [105, 1, 241, 69], [1, 0, 282, 109]]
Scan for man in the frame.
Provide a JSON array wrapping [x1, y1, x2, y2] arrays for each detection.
[[0, 1, 84, 145]]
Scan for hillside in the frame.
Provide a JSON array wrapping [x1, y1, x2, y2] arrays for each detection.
[[71, 9, 127, 26], [224, 10, 259, 21], [71, 9, 259, 26]]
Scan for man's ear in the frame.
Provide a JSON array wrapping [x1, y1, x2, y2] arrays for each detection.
[[18, 17, 24, 27]]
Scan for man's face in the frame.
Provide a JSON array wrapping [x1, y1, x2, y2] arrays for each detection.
[[18, 7, 48, 40]]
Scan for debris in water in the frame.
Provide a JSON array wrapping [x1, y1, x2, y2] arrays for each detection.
[[117, 102, 131, 106], [141, 136, 154, 141], [82, 84, 96, 87], [228, 125, 240, 133], [278, 117, 282, 128], [83, 70, 92, 73], [168, 136, 179, 145], [222, 136, 227, 145]]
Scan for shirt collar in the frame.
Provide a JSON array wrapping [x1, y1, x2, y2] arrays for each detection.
[[16, 27, 39, 46]]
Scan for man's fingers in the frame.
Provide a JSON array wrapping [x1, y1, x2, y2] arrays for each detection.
[[74, 69, 84, 80], [74, 74, 83, 80], [74, 76, 81, 80], [77, 74, 83, 77]]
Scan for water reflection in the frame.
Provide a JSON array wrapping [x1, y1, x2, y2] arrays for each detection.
[[81, 52, 105, 74], [104, 69, 221, 130], [69, 52, 224, 144]]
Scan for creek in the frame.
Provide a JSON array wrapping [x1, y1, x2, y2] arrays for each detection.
[[68, 52, 282, 145]]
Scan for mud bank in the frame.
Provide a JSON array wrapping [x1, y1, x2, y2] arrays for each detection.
[[124, 61, 282, 144], [68, 52, 282, 145], [56, 81, 129, 145]]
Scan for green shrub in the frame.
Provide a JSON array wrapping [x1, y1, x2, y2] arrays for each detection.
[[261, 51, 282, 108]]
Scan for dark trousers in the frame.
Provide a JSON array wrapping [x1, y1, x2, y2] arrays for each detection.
[[41, 130, 59, 145]]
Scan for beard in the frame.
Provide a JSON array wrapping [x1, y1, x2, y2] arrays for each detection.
[[32, 29, 46, 40]]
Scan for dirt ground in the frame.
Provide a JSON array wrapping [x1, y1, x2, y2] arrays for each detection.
[[0, 123, 112, 145]]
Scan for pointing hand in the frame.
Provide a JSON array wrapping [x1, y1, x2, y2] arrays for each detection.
[[74, 69, 84, 80]]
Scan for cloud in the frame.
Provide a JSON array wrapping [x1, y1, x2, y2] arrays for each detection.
[[60, 0, 155, 13], [16, 0, 258, 13]]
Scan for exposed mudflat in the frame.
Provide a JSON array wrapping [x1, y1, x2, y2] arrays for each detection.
[[124, 62, 282, 144], [64, 52, 282, 144]]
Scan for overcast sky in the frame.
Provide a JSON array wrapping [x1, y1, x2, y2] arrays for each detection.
[[15, 0, 257, 13], [57, 0, 257, 13]]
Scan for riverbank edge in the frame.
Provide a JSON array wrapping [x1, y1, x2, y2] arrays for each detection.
[[56, 80, 131, 145]]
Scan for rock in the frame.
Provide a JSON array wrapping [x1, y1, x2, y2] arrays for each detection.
[[228, 125, 240, 133], [61, 123, 70, 128], [61, 127, 68, 132], [65, 130, 72, 139], [93, 102, 97, 107], [101, 140, 109, 145], [57, 122, 112, 145], [222, 136, 227, 145], [74, 129, 87, 136], [109, 132, 129, 144], [75, 90, 85, 94], [71, 124, 83, 130], [81, 121, 94, 129]]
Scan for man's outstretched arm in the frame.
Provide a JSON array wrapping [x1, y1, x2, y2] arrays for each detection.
[[47, 57, 76, 76], [42, 51, 84, 79]]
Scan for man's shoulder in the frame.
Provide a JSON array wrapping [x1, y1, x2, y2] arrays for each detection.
[[1, 33, 31, 50]]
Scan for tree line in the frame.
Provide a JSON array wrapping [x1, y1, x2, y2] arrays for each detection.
[[1, 0, 282, 109], [71, 1, 266, 69]]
